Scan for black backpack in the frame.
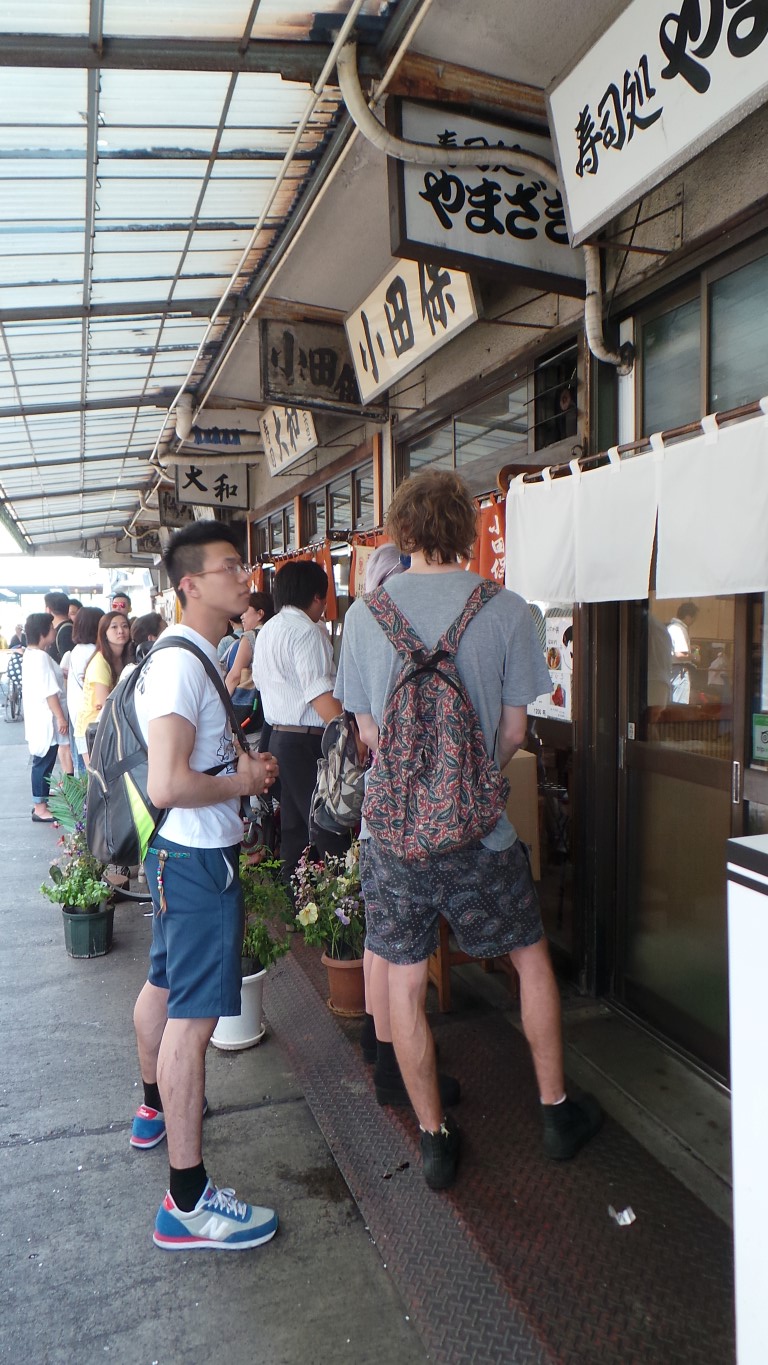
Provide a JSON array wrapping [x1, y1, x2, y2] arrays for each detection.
[[86, 637, 247, 867]]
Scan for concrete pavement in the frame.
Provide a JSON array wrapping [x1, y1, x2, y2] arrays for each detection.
[[0, 722, 426, 1365]]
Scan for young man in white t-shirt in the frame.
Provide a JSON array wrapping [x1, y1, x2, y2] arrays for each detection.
[[130, 521, 280, 1252]]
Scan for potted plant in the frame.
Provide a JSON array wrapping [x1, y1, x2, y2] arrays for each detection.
[[210, 851, 292, 1051], [41, 775, 113, 958], [292, 840, 366, 1015]]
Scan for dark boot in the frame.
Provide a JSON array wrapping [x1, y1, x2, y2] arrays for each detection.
[[373, 1041, 460, 1109], [542, 1093, 603, 1160], [420, 1114, 461, 1190]]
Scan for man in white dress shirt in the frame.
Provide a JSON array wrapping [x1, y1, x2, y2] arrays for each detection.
[[252, 559, 347, 887]]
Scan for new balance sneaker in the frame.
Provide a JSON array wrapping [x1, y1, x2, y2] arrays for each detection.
[[542, 1093, 603, 1160], [130, 1096, 209, 1150], [420, 1114, 461, 1191], [153, 1181, 278, 1251]]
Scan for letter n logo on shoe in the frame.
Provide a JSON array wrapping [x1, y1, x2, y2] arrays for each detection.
[[198, 1216, 230, 1241]]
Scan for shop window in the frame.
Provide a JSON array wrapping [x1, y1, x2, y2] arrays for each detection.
[[253, 522, 268, 558], [353, 462, 375, 529], [303, 489, 326, 543], [533, 345, 579, 452], [455, 385, 527, 490], [639, 245, 768, 435], [642, 297, 701, 434], [268, 513, 284, 553], [328, 474, 352, 531], [709, 253, 768, 411], [399, 351, 582, 495], [285, 503, 296, 550]]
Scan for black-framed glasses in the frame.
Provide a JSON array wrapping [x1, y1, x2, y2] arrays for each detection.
[[187, 560, 252, 580]]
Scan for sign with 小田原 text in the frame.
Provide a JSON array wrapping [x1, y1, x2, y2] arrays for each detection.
[[259, 405, 317, 476], [346, 258, 477, 404], [174, 461, 251, 510], [548, 0, 768, 245], [389, 100, 585, 297], [261, 319, 386, 419]]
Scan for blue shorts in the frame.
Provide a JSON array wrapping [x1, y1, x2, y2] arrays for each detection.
[[359, 836, 543, 966], [145, 837, 243, 1019]]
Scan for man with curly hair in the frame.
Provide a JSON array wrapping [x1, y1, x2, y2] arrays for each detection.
[[335, 470, 602, 1190]]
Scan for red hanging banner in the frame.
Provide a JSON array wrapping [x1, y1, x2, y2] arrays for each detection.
[[476, 497, 506, 583]]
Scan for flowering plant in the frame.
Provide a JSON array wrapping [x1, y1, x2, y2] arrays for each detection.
[[291, 840, 365, 960]]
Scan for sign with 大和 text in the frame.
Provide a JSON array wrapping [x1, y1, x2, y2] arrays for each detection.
[[548, 0, 768, 245], [389, 101, 584, 297], [259, 405, 317, 476], [261, 319, 386, 419], [174, 461, 251, 510], [346, 258, 477, 404]]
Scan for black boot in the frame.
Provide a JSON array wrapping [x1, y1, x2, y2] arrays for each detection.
[[542, 1093, 603, 1160], [373, 1041, 460, 1109], [420, 1114, 461, 1190]]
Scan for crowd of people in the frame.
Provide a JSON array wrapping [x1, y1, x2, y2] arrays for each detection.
[[14, 589, 168, 814], [14, 470, 603, 1253]]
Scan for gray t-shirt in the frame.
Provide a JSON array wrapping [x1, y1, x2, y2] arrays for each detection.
[[334, 570, 550, 850]]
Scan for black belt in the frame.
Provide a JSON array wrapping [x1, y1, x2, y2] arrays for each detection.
[[271, 723, 324, 735]]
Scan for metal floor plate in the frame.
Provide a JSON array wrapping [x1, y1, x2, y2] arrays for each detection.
[[264, 945, 735, 1365]]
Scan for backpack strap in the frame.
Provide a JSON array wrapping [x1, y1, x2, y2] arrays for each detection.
[[365, 579, 503, 660], [141, 635, 249, 766]]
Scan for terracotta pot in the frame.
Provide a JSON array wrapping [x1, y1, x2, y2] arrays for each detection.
[[321, 951, 366, 1017]]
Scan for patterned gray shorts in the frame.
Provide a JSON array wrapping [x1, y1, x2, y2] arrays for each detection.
[[359, 835, 544, 966]]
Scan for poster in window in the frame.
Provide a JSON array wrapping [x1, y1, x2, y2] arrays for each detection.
[[529, 615, 573, 721]]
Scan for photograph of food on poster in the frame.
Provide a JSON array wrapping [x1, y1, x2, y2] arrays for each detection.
[[529, 614, 573, 722]]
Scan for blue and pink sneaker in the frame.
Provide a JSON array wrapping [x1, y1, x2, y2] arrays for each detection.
[[130, 1098, 208, 1149], [153, 1181, 278, 1251]]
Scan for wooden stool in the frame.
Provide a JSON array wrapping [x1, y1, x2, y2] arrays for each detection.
[[427, 914, 520, 1011]]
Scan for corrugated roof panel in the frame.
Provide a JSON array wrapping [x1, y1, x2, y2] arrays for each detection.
[[98, 129, 217, 156], [104, 1, 255, 39], [0, 182, 85, 220], [0, 283, 83, 307], [0, 3, 89, 34], [0, 160, 87, 180], [0, 68, 88, 124], [95, 178, 205, 221], [0, 255, 82, 286], [251, 0, 383, 37], [0, 126, 87, 152], [169, 276, 238, 300], [99, 71, 231, 126], [224, 72, 314, 126]]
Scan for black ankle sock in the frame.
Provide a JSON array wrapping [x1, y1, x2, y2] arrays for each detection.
[[375, 1041, 401, 1077], [170, 1162, 208, 1212], [143, 1081, 162, 1112]]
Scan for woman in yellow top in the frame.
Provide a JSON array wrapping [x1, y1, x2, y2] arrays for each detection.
[[75, 610, 131, 759]]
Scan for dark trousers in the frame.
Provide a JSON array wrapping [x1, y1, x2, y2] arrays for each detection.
[[31, 742, 58, 803], [268, 731, 349, 887]]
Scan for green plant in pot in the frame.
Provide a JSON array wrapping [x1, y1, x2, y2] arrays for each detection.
[[40, 775, 109, 913], [239, 851, 292, 975], [210, 853, 292, 1051], [40, 775, 113, 958]]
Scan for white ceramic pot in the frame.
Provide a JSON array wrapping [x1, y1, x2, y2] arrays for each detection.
[[210, 969, 266, 1050]]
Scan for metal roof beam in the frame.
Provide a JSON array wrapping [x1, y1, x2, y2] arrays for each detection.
[[0, 35, 383, 81], [0, 450, 154, 469], [4, 487, 144, 503], [0, 394, 173, 418], [0, 297, 232, 324]]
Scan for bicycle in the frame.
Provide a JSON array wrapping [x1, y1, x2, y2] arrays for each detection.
[[4, 677, 23, 723]]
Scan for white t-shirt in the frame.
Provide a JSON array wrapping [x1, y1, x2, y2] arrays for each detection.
[[133, 624, 241, 849], [22, 648, 67, 757]]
